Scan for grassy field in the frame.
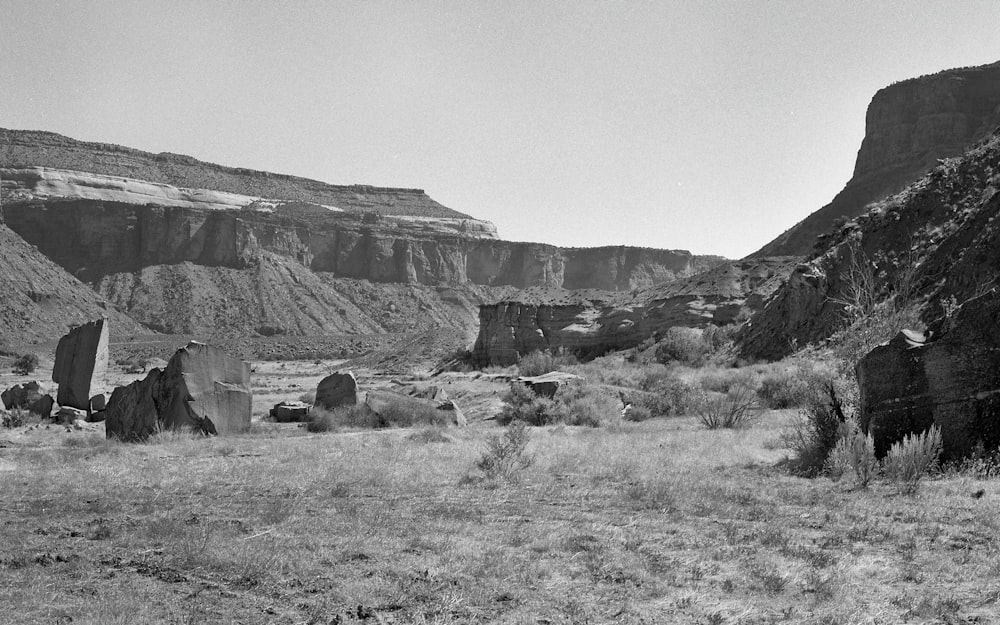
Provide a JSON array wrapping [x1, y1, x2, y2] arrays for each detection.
[[2, 408, 998, 624]]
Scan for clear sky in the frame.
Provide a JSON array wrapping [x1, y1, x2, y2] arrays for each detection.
[[3, 1, 999, 258]]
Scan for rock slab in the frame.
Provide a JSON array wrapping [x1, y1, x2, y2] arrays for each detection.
[[270, 401, 311, 422], [105, 341, 251, 441], [52, 318, 109, 410], [858, 291, 1000, 460], [315, 372, 359, 409]]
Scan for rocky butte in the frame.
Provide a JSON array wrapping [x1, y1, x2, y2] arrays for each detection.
[[0, 129, 722, 342]]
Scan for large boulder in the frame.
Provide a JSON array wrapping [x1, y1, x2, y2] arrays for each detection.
[[105, 342, 252, 441], [270, 401, 311, 422], [52, 318, 109, 410], [315, 372, 359, 409], [857, 291, 1000, 460], [1, 381, 54, 417]]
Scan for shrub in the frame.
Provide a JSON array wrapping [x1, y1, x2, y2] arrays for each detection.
[[1, 409, 32, 429], [12, 353, 38, 375], [298, 391, 316, 404], [306, 400, 447, 432], [654, 327, 709, 366], [476, 421, 533, 482], [826, 418, 878, 488], [783, 380, 847, 477], [497, 381, 618, 427], [517, 348, 578, 377], [757, 368, 814, 409], [695, 383, 757, 429], [883, 426, 942, 494], [623, 404, 653, 422], [637, 370, 697, 417]]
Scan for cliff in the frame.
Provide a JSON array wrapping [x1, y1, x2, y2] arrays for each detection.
[[752, 61, 1000, 258], [474, 257, 796, 365], [741, 129, 1000, 360]]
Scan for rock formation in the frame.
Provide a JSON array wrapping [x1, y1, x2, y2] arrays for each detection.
[[753, 60, 1000, 258], [270, 401, 311, 422], [474, 257, 796, 365], [315, 372, 359, 409], [1, 381, 54, 417], [857, 291, 1000, 460], [52, 318, 109, 410], [741, 128, 1000, 361], [105, 341, 251, 440], [517, 372, 584, 399]]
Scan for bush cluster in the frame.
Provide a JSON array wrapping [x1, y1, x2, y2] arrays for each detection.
[[12, 353, 38, 375], [497, 381, 619, 427], [653, 324, 737, 367], [695, 383, 758, 429], [306, 400, 448, 432], [516, 348, 579, 377], [635, 370, 697, 417]]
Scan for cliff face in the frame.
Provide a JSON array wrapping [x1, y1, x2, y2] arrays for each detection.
[[473, 257, 796, 365], [741, 130, 1000, 361], [753, 61, 1000, 258]]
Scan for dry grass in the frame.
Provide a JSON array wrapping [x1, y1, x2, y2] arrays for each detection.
[[1, 411, 998, 623]]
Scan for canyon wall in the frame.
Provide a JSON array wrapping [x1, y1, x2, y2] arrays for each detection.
[[752, 61, 1000, 258]]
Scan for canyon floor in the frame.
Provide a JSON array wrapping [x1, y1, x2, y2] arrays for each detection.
[[1, 357, 998, 624]]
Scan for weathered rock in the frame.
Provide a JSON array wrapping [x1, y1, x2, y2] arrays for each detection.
[[270, 401, 311, 422], [858, 291, 1000, 460], [90, 394, 106, 412], [364, 389, 450, 426], [55, 406, 87, 425], [517, 372, 584, 399], [52, 318, 109, 410], [436, 399, 467, 427], [315, 372, 359, 409], [1, 381, 54, 417], [105, 342, 251, 441]]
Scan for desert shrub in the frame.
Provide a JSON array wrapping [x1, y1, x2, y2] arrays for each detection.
[[476, 421, 533, 482], [695, 383, 758, 429], [298, 390, 316, 404], [1, 409, 32, 429], [702, 323, 738, 352], [517, 348, 578, 377], [698, 367, 758, 394], [12, 353, 38, 375], [654, 327, 710, 366], [826, 418, 878, 488], [497, 381, 618, 427], [406, 426, 451, 443], [883, 426, 942, 494], [756, 361, 831, 409], [306, 400, 446, 432], [782, 380, 847, 477], [946, 442, 1000, 478], [636, 370, 697, 417], [623, 404, 653, 422]]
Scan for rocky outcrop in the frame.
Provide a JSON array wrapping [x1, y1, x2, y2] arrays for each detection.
[[52, 318, 109, 411], [857, 291, 1000, 460], [105, 341, 251, 440], [474, 257, 796, 365], [315, 372, 359, 409], [1, 381, 54, 417], [753, 61, 1000, 258], [741, 129, 1000, 361]]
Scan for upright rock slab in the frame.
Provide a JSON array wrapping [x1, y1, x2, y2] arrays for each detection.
[[857, 291, 1000, 460], [315, 372, 359, 409], [105, 342, 251, 441], [52, 318, 108, 410]]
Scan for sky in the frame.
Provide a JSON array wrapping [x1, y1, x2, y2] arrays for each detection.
[[2, 1, 999, 258]]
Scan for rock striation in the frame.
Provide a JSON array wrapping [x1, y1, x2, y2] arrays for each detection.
[[105, 341, 251, 440], [474, 257, 796, 365], [52, 318, 109, 411], [753, 61, 1000, 258], [857, 291, 1000, 460]]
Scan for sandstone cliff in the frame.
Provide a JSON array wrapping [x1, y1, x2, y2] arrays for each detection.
[[752, 61, 1000, 258], [741, 129, 1000, 360], [474, 257, 796, 365]]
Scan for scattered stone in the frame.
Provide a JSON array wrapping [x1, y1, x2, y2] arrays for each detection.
[[315, 372, 359, 409], [516, 372, 583, 398], [858, 291, 1000, 460], [105, 341, 252, 441], [270, 401, 311, 422], [52, 318, 109, 410], [1, 382, 54, 417]]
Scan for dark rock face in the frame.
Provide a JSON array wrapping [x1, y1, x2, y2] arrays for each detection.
[[315, 372, 359, 410], [270, 401, 311, 422], [742, 129, 1000, 361], [1, 381, 54, 417], [753, 61, 1000, 258], [857, 291, 1000, 460], [52, 318, 109, 410], [105, 341, 251, 441]]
